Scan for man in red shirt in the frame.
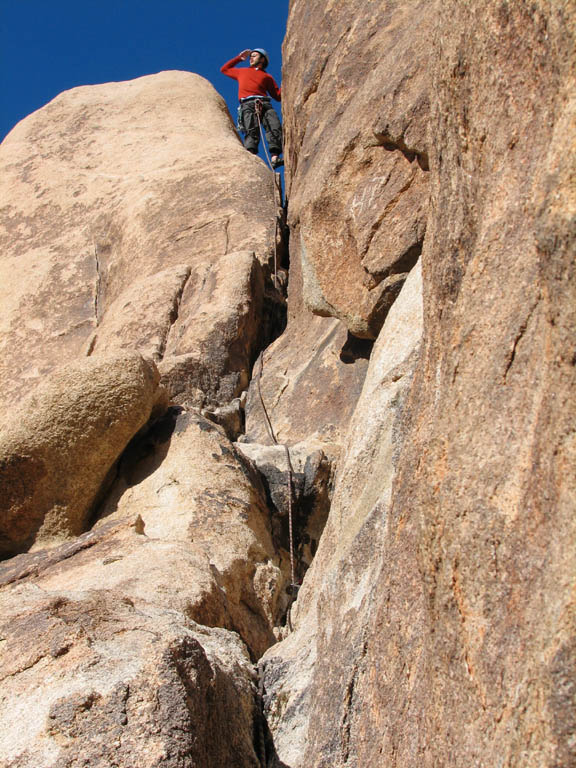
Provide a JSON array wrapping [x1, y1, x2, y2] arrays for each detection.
[[221, 48, 283, 169]]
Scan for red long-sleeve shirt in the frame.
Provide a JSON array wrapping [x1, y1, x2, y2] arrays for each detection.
[[220, 56, 281, 102]]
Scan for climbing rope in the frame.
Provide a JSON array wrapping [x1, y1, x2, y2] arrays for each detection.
[[255, 353, 298, 600], [249, 99, 284, 290], [254, 99, 275, 172]]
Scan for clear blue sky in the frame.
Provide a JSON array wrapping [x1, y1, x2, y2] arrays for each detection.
[[0, 0, 289, 145]]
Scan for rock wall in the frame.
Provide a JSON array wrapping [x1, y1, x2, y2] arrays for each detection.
[[0, 73, 290, 767], [281, 0, 431, 338], [0, 1, 574, 766], [260, 1, 576, 767], [0, 71, 278, 411]]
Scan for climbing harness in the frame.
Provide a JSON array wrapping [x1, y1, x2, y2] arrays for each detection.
[[255, 353, 299, 609]]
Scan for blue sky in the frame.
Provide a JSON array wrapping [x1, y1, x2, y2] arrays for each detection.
[[0, 0, 288, 150]]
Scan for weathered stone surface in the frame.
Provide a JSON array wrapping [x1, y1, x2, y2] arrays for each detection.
[[97, 407, 285, 658], [341, 5, 576, 765], [0, 520, 262, 768], [282, 0, 432, 337], [158, 250, 266, 408], [84, 264, 192, 361], [259, 261, 423, 767], [264, 1, 576, 766], [0, 69, 285, 768], [0, 71, 278, 411], [0, 404, 290, 765], [243, 235, 371, 456], [0, 353, 160, 557]]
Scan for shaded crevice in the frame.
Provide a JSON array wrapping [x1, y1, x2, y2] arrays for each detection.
[[373, 130, 430, 171], [340, 332, 374, 364], [364, 239, 424, 289], [91, 239, 104, 327], [503, 301, 538, 381], [254, 673, 292, 768], [158, 267, 193, 362]]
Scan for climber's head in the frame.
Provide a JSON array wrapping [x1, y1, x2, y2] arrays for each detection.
[[250, 48, 269, 70]]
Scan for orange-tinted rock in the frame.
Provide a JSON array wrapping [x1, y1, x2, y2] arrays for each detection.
[[347, 4, 576, 764], [264, 1, 576, 766], [0, 72, 278, 411], [281, 0, 432, 337], [243, 232, 371, 457], [0, 353, 161, 557]]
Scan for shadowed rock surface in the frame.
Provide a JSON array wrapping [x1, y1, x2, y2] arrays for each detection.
[[0, 353, 162, 557]]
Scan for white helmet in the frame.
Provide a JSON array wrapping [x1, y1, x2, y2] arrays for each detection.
[[251, 48, 270, 67]]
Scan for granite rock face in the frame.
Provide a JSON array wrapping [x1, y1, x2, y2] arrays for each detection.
[[259, 1, 576, 766], [344, 4, 576, 765], [97, 408, 285, 659], [1, 1, 575, 765], [259, 261, 424, 767], [0, 71, 279, 411], [281, 0, 432, 338], [243, 231, 371, 459], [0, 73, 285, 767], [0, 353, 161, 557], [0, 520, 263, 768]]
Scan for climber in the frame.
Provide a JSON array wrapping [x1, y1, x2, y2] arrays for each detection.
[[220, 48, 283, 169]]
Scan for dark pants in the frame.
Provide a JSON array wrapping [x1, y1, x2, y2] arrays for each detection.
[[239, 100, 282, 156]]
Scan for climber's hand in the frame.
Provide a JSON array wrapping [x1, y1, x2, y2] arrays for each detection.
[[239, 49, 251, 60]]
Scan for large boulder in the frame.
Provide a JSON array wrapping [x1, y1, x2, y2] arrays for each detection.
[[0, 353, 161, 557], [0, 71, 279, 411], [0, 409, 286, 765], [0, 520, 263, 768], [282, 0, 433, 337], [97, 408, 285, 658]]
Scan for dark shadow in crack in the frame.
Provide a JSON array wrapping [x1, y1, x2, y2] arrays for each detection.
[[90, 405, 185, 525], [339, 332, 374, 364], [256, 714, 293, 768]]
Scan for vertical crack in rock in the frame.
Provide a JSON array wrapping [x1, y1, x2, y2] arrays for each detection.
[[92, 238, 102, 327], [340, 638, 369, 764], [503, 300, 539, 382], [224, 215, 231, 255], [158, 267, 193, 362]]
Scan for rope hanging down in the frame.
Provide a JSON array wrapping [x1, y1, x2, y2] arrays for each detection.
[[255, 353, 298, 597], [254, 99, 284, 289], [255, 99, 275, 172]]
